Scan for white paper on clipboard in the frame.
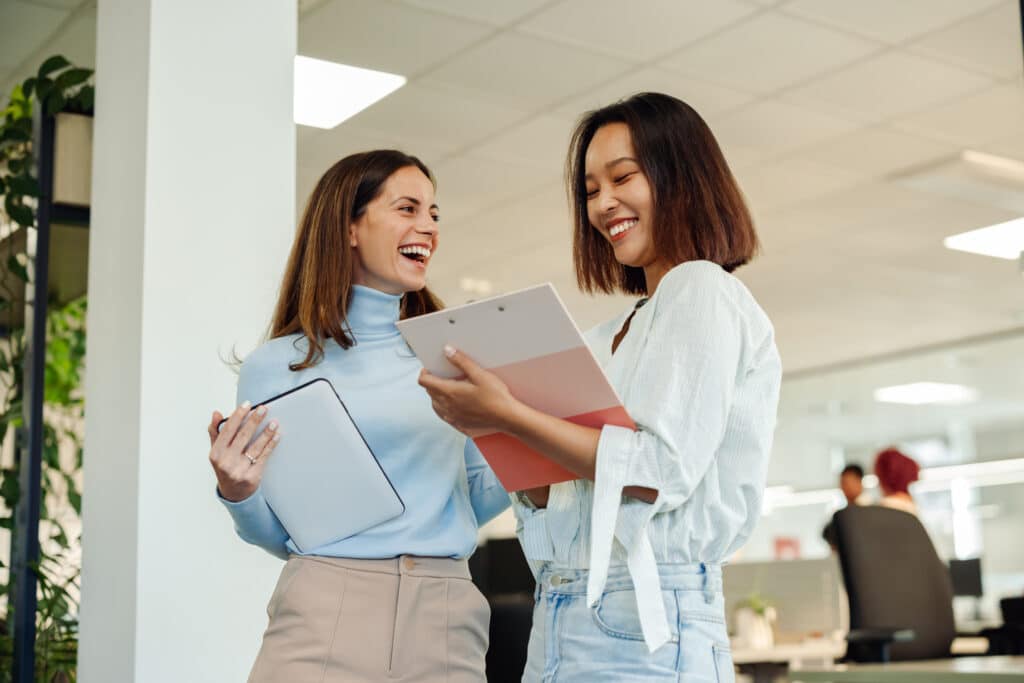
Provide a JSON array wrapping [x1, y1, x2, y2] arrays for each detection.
[[396, 283, 634, 491]]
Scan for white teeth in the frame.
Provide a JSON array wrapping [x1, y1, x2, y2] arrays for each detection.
[[398, 245, 431, 258], [609, 219, 638, 236]]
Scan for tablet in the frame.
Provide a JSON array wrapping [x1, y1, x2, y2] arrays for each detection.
[[224, 378, 404, 552]]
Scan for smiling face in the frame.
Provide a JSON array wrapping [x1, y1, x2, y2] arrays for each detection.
[[349, 165, 440, 295], [584, 122, 669, 281]]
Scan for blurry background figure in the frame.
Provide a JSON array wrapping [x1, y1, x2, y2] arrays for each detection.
[[839, 464, 868, 507], [874, 448, 922, 516]]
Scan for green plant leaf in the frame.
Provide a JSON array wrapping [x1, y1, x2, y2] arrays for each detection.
[[0, 125, 30, 143], [22, 76, 36, 99], [78, 84, 95, 112], [35, 75, 53, 104], [6, 254, 29, 282], [54, 68, 92, 92], [7, 173, 39, 197], [37, 55, 71, 80], [45, 90, 67, 116], [9, 202, 34, 227]]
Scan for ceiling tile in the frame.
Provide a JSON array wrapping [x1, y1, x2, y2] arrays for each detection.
[[782, 51, 993, 124], [892, 84, 1024, 147], [712, 99, 861, 166], [782, 0, 1005, 45], [466, 112, 578, 170], [422, 31, 631, 110], [299, 0, 491, 77], [797, 126, 958, 179], [660, 12, 881, 95], [0, 1, 69, 68], [338, 81, 532, 157], [399, 0, 552, 27], [296, 125, 453, 202], [430, 154, 560, 224], [979, 133, 1024, 161], [736, 158, 864, 214], [908, 1, 1024, 81], [556, 67, 755, 119], [518, 0, 757, 62]]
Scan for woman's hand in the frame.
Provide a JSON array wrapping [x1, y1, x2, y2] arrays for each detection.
[[418, 346, 520, 435], [207, 402, 280, 502]]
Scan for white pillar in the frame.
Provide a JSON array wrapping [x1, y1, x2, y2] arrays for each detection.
[[79, 2, 296, 681]]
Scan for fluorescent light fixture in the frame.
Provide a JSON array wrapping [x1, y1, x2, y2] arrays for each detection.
[[873, 382, 978, 406], [293, 56, 405, 129], [944, 217, 1024, 260]]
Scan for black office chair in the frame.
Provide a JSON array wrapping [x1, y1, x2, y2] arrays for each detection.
[[831, 505, 956, 662], [469, 538, 536, 683]]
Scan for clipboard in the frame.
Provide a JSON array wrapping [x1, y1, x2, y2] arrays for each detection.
[[396, 283, 635, 491], [223, 378, 405, 552]]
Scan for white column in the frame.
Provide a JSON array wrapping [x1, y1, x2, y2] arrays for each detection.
[[79, 2, 296, 681]]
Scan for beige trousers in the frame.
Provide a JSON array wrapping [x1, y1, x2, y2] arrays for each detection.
[[248, 555, 489, 683]]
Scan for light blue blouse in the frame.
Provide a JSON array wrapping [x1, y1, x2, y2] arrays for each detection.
[[513, 261, 782, 651], [219, 285, 509, 560]]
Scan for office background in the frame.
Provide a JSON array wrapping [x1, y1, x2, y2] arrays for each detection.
[[0, 0, 1023, 681]]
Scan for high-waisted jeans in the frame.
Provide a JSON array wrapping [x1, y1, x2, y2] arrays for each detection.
[[522, 562, 734, 682]]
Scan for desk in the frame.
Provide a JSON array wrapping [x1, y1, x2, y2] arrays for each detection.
[[732, 639, 846, 683], [791, 655, 1024, 682]]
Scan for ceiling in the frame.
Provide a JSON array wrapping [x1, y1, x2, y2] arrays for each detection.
[[3, 0, 1024, 481]]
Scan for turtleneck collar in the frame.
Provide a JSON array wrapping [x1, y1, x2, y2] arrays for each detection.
[[346, 285, 402, 340]]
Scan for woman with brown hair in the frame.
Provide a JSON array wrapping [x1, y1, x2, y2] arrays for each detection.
[[206, 150, 508, 682], [420, 93, 782, 681]]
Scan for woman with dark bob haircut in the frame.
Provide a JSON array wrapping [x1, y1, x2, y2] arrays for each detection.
[[205, 150, 508, 681], [420, 93, 782, 680]]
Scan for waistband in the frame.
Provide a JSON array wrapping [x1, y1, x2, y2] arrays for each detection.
[[290, 554, 471, 580], [534, 562, 723, 597]]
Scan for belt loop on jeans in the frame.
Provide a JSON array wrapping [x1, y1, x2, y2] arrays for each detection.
[[700, 562, 714, 605]]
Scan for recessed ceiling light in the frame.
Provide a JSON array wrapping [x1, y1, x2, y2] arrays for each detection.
[[873, 382, 978, 406], [944, 217, 1024, 260], [293, 56, 405, 129]]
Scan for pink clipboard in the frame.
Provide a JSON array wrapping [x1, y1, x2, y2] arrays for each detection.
[[396, 283, 635, 491]]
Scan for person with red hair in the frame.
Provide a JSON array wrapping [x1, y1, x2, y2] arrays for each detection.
[[874, 447, 921, 516]]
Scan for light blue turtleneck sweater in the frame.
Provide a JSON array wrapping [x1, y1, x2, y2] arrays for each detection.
[[219, 285, 509, 560]]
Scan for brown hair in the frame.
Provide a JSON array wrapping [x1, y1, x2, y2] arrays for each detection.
[[270, 150, 443, 370], [566, 92, 759, 295]]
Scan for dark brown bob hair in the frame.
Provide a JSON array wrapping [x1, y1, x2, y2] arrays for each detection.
[[270, 150, 443, 370], [566, 92, 758, 295]]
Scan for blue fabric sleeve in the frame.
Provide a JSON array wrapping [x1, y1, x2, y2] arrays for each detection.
[[463, 438, 510, 526], [216, 351, 290, 559]]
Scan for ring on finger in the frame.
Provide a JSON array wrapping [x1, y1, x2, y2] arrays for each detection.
[[244, 452, 256, 465]]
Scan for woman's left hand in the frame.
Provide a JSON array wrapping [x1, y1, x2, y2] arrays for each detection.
[[418, 346, 519, 434]]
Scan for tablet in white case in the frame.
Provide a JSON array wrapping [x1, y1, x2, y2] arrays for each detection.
[[237, 378, 404, 553]]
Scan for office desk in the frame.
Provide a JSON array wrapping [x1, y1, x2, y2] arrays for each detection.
[[791, 655, 1024, 682], [732, 639, 846, 683]]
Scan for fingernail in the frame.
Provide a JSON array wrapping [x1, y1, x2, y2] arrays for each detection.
[[256, 405, 267, 416], [443, 344, 456, 358], [268, 420, 278, 431], [241, 400, 251, 410]]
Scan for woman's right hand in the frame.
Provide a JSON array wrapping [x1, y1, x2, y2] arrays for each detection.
[[207, 402, 280, 502]]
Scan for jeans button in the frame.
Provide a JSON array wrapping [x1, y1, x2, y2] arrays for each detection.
[[550, 575, 562, 587]]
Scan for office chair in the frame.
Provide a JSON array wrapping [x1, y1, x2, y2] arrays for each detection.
[[831, 505, 956, 662], [470, 538, 536, 683]]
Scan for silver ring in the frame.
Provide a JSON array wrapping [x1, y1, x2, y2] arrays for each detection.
[[244, 452, 256, 465]]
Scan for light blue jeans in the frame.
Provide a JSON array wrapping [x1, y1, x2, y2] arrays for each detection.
[[522, 563, 735, 682]]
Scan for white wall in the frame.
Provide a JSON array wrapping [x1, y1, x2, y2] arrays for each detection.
[[79, 1, 296, 680]]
